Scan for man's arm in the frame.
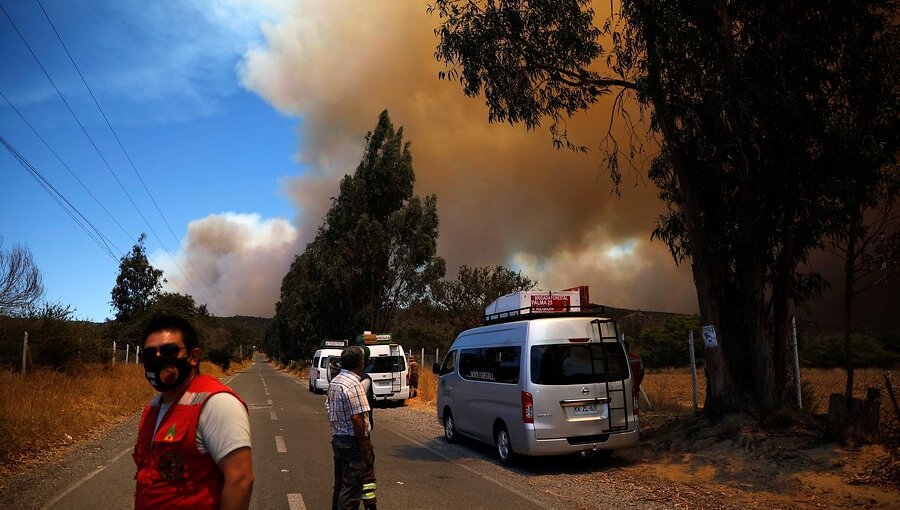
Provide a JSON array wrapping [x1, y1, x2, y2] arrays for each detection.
[[218, 446, 253, 510], [351, 412, 371, 450]]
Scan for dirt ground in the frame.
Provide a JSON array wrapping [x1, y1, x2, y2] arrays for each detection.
[[407, 396, 899, 509]]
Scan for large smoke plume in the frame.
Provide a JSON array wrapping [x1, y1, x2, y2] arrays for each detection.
[[169, 1, 699, 316]]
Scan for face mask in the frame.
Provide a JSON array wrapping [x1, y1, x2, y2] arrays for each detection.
[[144, 354, 192, 392]]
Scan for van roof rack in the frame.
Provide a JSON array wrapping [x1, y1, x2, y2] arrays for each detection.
[[483, 304, 606, 325]]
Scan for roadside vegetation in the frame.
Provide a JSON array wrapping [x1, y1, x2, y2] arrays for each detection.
[[0, 360, 250, 481]]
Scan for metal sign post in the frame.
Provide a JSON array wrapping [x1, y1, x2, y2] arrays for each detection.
[[790, 316, 802, 409], [688, 330, 699, 415]]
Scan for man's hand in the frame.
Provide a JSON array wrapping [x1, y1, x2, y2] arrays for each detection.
[[218, 446, 253, 510]]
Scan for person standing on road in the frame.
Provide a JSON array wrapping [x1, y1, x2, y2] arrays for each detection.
[[359, 346, 377, 509], [133, 314, 254, 510], [327, 345, 372, 510], [408, 355, 419, 398]]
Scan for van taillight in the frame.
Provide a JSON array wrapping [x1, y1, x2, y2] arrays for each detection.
[[632, 386, 640, 416], [568, 337, 590, 343], [522, 391, 534, 423]]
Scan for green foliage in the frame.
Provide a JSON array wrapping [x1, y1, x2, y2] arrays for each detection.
[[110, 234, 164, 323], [391, 324, 451, 352], [0, 302, 105, 370], [271, 111, 445, 359], [430, 264, 536, 335], [801, 332, 900, 369], [206, 348, 232, 372], [637, 315, 703, 368]]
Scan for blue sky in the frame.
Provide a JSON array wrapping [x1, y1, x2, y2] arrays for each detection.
[[1, 0, 300, 321]]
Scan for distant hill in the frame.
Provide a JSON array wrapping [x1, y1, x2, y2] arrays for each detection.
[[219, 315, 272, 342]]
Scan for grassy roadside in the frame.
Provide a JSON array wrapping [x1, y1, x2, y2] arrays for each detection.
[[0, 359, 252, 482]]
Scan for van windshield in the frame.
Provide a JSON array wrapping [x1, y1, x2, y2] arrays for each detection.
[[366, 356, 406, 373], [530, 343, 629, 385]]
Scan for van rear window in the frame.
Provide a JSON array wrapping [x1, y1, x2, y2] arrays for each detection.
[[366, 356, 406, 373], [530, 343, 629, 385]]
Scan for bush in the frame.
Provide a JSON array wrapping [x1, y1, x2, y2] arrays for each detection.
[[637, 315, 703, 368], [206, 348, 232, 372], [802, 332, 900, 368]]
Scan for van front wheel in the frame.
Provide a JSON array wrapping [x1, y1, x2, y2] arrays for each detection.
[[443, 411, 458, 443], [495, 425, 513, 465]]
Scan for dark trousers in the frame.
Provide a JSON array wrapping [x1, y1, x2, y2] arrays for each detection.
[[332, 435, 366, 510], [362, 444, 377, 508]]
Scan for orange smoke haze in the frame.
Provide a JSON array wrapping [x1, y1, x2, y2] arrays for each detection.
[[172, 1, 699, 316]]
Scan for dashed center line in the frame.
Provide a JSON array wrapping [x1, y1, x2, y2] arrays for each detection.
[[275, 435, 287, 453], [268, 399, 273, 406], [287, 493, 307, 510], [270, 411, 277, 421]]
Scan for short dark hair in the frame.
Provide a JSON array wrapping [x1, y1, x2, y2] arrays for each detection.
[[142, 314, 199, 351], [341, 346, 364, 371]]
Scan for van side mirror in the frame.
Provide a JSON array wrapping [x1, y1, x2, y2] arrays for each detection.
[[432, 362, 441, 375]]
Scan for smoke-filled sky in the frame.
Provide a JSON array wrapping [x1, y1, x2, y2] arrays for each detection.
[[229, 0, 698, 316], [4, 1, 890, 327]]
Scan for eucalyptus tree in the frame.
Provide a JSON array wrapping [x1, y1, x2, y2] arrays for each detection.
[[274, 111, 445, 355], [430, 0, 899, 414]]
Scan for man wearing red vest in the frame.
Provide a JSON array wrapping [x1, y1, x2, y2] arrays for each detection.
[[133, 314, 254, 510]]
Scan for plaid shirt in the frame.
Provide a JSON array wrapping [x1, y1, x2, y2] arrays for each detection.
[[327, 369, 371, 436]]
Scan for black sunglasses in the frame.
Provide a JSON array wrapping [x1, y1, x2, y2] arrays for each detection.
[[143, 344, 186, 359]]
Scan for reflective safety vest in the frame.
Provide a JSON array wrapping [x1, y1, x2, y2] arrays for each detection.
[[133, 374, 247, 510]]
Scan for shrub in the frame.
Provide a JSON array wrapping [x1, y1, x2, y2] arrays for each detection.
[[637, 315, 703, 368]]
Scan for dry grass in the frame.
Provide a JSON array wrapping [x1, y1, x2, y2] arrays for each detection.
[[412, 366, 897, 428], [0, 359, 249, 479], [410, 366, 438, 409], [640, 366, 898, 438]]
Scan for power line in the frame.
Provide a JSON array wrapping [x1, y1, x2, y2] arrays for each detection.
[[1, 134, 121, 261], [0, 88, 133, 241], [36, 0, 225, 313], [0, 1, 221, 313]]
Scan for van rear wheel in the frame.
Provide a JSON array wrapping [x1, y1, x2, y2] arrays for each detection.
[[495, 424, 513, 465], [443, 411, 458, 443]]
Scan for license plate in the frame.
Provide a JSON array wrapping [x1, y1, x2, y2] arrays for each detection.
[[573, 405, 598, 416]]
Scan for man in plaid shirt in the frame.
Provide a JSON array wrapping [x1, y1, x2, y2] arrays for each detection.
[[327, 346, 372, 510]]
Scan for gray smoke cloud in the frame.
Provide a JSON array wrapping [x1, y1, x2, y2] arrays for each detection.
[[155, 212, 299, 316]]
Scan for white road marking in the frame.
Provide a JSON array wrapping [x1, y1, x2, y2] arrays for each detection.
[[268, 399, 273, 405], [265, 389, 270, 396], [270, 411, 278, 421], [275, 435, 287, 453], [287, 493, 307, 510], [39, 446, 133, 510], [388, 428, 556, 510]]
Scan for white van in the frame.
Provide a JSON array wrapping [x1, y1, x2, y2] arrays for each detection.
[[309, 348, 343, 394], [364, 343, 410, 404], [434, 314, 639, 464]]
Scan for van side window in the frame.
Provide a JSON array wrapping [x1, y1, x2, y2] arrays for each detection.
[[530, 343, 629, 385], [313, 356, 320, 369], [440, 350, 457, 375], [459, 346, 521, 384]]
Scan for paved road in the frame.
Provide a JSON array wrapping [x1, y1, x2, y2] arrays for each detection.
[[3, 360, 560, 510]]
